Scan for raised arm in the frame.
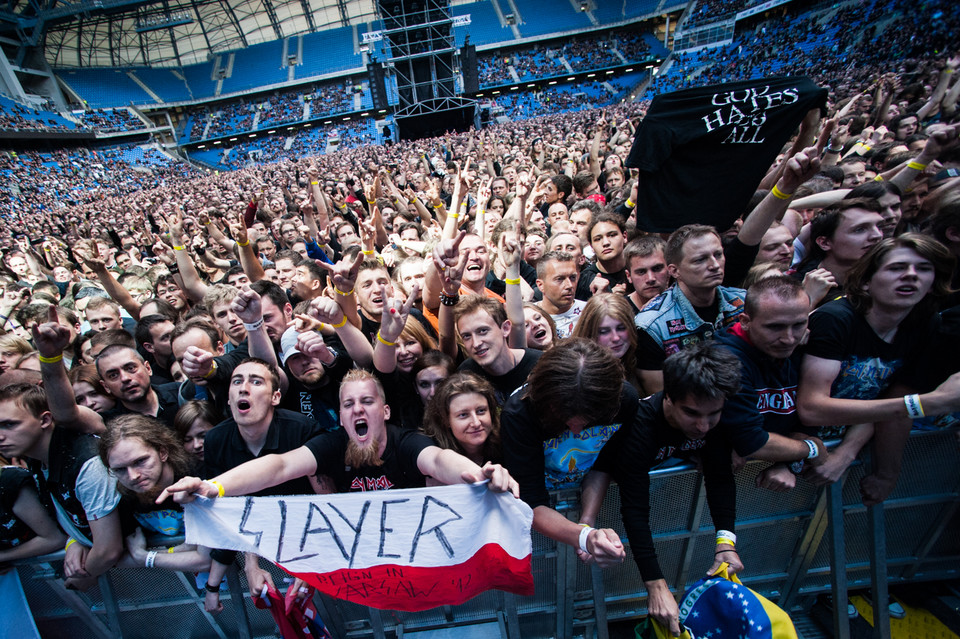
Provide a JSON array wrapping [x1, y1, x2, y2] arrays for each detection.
[[167, 212, 209, 303], [34, 306, 105, 434], [75, 242, 141, 320], [499, 221, 527, 348], [372, 283, 419, 374], [307, 296, 374, 368]]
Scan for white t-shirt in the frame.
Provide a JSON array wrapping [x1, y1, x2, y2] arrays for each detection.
[[551, 299, 587, 339]]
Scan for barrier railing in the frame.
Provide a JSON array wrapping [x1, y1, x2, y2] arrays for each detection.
[[13, 429, 960, 638]]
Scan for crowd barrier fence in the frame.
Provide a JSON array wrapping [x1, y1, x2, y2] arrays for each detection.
[[12, 429, 960, 638]]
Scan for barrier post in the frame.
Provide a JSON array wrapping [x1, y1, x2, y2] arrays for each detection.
[[224, 562, 253, 639], [866, 446, 891, 639], [827, 480, 850, 639]]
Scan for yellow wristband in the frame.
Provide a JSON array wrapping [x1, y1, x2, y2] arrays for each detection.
[[330, 316, 348, 329], [771, 184, 793, 200], [311, 181, 319, 185], [907, 160, 928, 171], [376, 331, 397, 347], [625, 199, 636, 208], [860, 144, 872, 151], [202, 360, 218, 380], [335, 287, 355, 296], [449, 213, 459, 219], [409, 199, 416, 204], [38, 353, 63, 364], [236, 239, 249, 247], [202, 221, 211, 225], [505, 277, 521, 285], [167, 546, 176, 553], [65, 538, 76, 550], [173, 245, 185, 251], [208, 480, 225, 498], [362, 250, 375, 256], [874, 175, 884, 182]]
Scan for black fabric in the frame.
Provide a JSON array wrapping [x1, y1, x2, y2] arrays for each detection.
[[576, 262, 632, 301], [100, 382, 182, 429], [0, 466, 38, 550], [304, 424, 433, 492], [722, 236, 760, 288], [501, 381, 639, 510], [626, 76, 828, 232], [805, 297, 932, 437], [27, 428, 102, 542], [458, 348, 542, 406], [714, 327, 813, 456], [593, 392, 736, 581], [375, 368, 426, 431], [203, 409, 327, 496]]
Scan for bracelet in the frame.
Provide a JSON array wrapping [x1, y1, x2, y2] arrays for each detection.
[[202, 360, 218, 380], [449, 213, 459, 219], [311, 181, 319, 185], [625, 199, 636, 208], [874, 175, 885, 182], [366, 199, 376, 205], [715, 530, 737, 546], [335, 287, 355, 296], [145, 550, 158, 568], [330, 316, 348, 329], [904, 394, 925, 419], [505, 277, 521, 285], [578, 526, 594, 553], [361, 250, 375, 256], [65, 538, 76, 550], [167, 547, 175, 553], [771, 184, 793, 200], [243, 318, 264, 331], [826, 145, 843, 154], [208, 480, 226, 498], [376, 331, 397, 347], [202, 221, 211, 225], [236, 238, 250, 247], [204, 581, 221, 594], [715, 547, 737, 555], [439, 292, 460, 306], [432, 203, 442, 209], [173, 245, 185, 251], [907, 160, 928, 171], [38, 353, 63, 364], [860, 144, 872, 151], [803, 439, 819, 460], [409, 199, 417, 204], [791, 460, 805, 474]]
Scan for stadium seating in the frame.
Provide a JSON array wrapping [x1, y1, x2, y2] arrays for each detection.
[[0, 94, 77, 130], [59, 68, 153, 108], [298, 26, 364, 79], [451, 1, 510, 46], [131, 67, 195, 103], [220, 40, 287, 94], [512, 0, 592, 37]]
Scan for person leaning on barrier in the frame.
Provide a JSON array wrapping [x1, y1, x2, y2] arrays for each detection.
[[501, 338, 640, 568], [579, 342, 742, 637], [713, 276, 829, 492]]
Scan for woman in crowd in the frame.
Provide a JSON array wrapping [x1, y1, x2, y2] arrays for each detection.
[[173, 400, 221, 471], [571, 293, 640, 392], [411, 350, 457, 408], [423, 372, 502, 465], [0, 334, 33, 373], [523, 302, 557, 351], [68, 364, 117, 414]]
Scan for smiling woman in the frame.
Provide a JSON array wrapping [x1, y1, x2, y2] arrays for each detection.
[[423, 372, 502, 466]]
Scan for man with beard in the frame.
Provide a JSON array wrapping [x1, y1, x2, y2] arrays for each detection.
[[160, 368, 516, 503]]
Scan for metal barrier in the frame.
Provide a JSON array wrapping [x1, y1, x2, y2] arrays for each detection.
[[14, 429, 960, 638]]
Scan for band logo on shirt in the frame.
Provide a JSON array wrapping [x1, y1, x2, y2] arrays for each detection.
[[755, 386, 797, 415], [350, 476, 395, 492]]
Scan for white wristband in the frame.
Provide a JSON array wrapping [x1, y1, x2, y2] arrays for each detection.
[[904, 394, 924, 419], [145, 550, 158, 568], [804, 439, 819, 460], [243, 318, 264, 331], [578, 526, 593, 553], [715, 530, 737, 545]]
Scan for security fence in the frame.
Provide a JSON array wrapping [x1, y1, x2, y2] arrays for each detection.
[[13, 429, 960, 639]]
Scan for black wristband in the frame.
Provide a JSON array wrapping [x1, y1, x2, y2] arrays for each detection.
[[439, 292, 460, 306], [168, 264, 180, 275], [204, 581, 221, 593]]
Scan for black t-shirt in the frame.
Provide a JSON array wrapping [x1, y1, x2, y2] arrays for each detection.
[[594, 392, 736, 582], [575, 262, 632, 301], [0, 466, 38, 551], [204, 409, 328, 496], [100, 382, 182, 429], [375, 367, 426, 431], [459, 348, 542, 406], [304, 424, 434, 492], [501, 381, 640, 510], [805, 297, 933, 437], [722, 236, 760, 289], [626, 76, 828, 233]]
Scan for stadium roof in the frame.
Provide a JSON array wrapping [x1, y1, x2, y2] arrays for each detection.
[[0, 0, 380, 68]]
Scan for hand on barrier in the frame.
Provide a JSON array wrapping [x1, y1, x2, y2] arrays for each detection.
[[756, 464, 796, 492], [585, 528, 626, 568]]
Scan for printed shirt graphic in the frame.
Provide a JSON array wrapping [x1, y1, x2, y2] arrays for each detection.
[[542, 423, 623, 490], [625, 76, 828, 232]]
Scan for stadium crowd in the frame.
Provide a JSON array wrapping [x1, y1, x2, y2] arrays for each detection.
[[0, 0, 959, 633]]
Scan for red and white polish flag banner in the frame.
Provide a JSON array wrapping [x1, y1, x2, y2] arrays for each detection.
[[184, 483, 535, 611]]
